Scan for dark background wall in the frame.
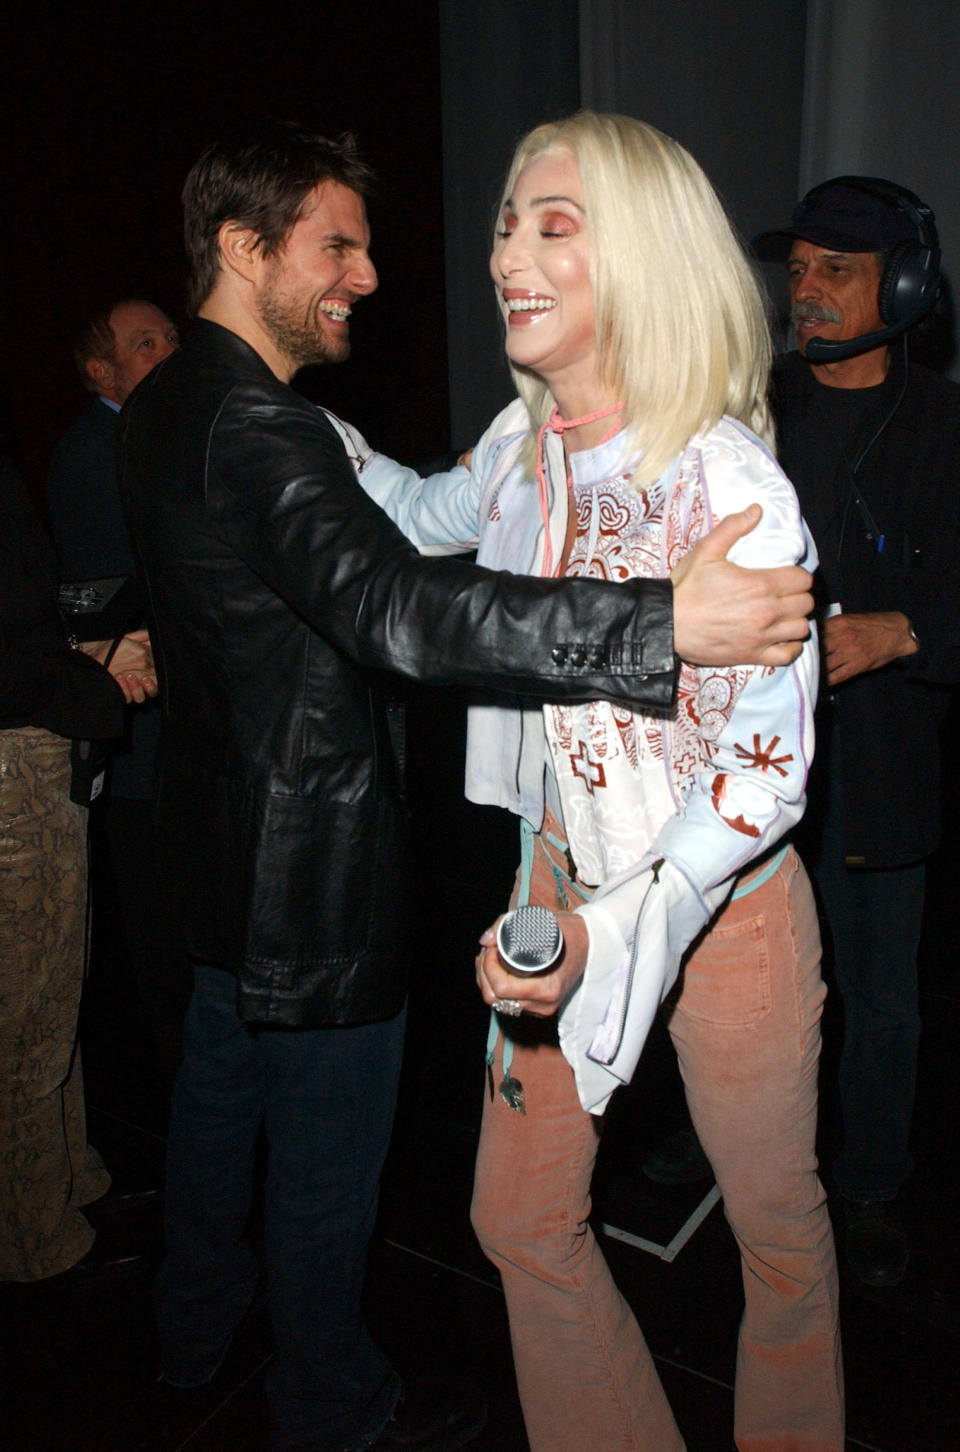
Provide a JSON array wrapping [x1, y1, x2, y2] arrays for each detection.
[[438, 0, 582, 445], [438, 0, 809, 446], [6, 2, 955, 498], [3, 2, 451, 497]]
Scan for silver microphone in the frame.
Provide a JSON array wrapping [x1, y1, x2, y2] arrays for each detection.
[[496, 905, 563, 974]]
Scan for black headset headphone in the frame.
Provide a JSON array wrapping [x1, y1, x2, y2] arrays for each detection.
[[803, 175, 941, 363]]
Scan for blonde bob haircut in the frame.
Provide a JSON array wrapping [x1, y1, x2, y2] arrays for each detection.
[[496, 112, 774, 489]]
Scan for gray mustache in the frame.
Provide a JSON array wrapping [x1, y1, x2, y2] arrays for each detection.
[[792, 302, 842, 326]]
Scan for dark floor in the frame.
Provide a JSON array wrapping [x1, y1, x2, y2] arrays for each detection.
[[4, 688, 959, 1451]]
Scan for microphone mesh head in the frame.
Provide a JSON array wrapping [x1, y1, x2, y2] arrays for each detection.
[[497, 905, 563, 973]]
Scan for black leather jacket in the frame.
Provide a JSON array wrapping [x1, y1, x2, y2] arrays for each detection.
[[118, 320, 676, 1026]]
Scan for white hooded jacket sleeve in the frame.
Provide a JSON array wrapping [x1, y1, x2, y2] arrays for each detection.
[[557, 421, 818, 1113]]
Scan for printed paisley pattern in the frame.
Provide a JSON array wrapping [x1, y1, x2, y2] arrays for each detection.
[[546, 459, 750, 887]]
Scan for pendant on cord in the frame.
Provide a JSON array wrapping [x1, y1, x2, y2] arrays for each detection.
[[499, 1073, 526, 1115]]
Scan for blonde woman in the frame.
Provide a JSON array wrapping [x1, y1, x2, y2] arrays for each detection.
[[355, 112, 841, 1451]]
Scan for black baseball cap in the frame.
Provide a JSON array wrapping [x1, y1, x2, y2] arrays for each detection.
[[753, 176, 921, 259]]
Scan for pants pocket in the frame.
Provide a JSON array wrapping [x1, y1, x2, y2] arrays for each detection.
[[674, 901, 772, 1027]]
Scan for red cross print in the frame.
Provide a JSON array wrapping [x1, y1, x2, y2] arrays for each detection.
[[569, 740, 607, 794]]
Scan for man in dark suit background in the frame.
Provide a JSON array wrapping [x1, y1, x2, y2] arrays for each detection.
[[755, 177, 960, 1288], [49, 300, 180, 580], [47, 300, 189, 1101]]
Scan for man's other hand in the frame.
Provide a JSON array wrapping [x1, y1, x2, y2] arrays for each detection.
[[85, 630, 159, 703], [823, 610, 917, 686], [671, 505, 813, 667]]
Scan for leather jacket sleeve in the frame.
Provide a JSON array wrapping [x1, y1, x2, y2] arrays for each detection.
[[209, 383, 676, 707]]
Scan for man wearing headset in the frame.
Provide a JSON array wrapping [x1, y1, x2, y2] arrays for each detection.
[[755, 178, 960, 1288]]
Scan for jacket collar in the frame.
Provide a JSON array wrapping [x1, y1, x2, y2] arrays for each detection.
[[184, 316, 281, 382]]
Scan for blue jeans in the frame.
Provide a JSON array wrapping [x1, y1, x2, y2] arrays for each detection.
[[812, 785, 924, 1203], [155, 964, 405, 1450]]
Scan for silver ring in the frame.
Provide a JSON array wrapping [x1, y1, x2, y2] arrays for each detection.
[[493, 997, 523, 1017]]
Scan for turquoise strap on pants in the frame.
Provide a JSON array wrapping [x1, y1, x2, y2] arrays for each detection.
[[731, 844, 788, 900], [487, 827, 787, 1094], [486, 819, 592, 1093]]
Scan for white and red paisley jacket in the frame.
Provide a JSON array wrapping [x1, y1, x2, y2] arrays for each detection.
[[348, 398, 819, 1112]]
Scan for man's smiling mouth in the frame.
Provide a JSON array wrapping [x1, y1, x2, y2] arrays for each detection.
[[318, 300, 352, 321]]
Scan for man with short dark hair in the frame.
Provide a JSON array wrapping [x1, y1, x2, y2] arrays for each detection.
[[756, 177, 960, 1288], [120, 121, 814, 1452]]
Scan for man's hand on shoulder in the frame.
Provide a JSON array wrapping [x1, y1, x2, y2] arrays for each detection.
[[822, 611, 918, 686], [670, 505, 814, 667]]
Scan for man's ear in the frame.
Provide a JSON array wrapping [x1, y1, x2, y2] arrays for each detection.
[[87, 356, 115, 395], [218, 222, 264, 283]]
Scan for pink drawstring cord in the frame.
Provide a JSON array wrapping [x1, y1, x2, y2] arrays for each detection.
[[534, 402, 624, 576]]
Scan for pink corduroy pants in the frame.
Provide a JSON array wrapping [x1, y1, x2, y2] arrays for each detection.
[[472, 824, 844, 1452]]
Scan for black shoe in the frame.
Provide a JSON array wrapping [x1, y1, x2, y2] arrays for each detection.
[[86, 1187, 160, 1214], [642, 1126, 712, 1186], [371, 1377, 487, 1450], [843, 1199, 909, 1288], [36, 1239, 144, 1284], [158, 1333, 232, 1389]]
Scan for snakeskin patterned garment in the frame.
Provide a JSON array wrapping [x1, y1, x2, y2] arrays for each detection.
[[0, 728, 110, 1281]]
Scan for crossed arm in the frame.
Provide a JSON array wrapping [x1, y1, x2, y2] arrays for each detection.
[[82, 630, 159, 704]]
